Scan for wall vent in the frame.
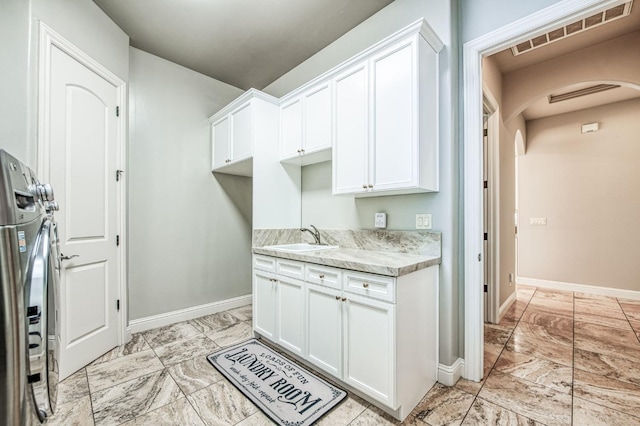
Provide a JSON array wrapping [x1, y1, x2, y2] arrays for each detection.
[[511, 1, 633, 56], [548, 84, 621, 103]]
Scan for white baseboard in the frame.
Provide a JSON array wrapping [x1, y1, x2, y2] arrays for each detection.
[[498, 290, 517, 322], [517, 277, 640, 301], [128, 294, 252, 334], [438, 358, 465, 386]]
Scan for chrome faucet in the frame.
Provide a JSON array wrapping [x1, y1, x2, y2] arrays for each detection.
[[300, 224, 321, 245]]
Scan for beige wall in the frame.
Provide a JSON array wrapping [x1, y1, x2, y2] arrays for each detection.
[[503, 31, 640, 122], [518, 97, 640, 290]]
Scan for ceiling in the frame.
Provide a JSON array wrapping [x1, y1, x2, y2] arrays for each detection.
[[489, 1, 640, 120], [93, 0, 393, 90]]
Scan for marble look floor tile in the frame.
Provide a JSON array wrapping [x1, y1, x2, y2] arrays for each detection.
[[574, 321, 640, 363], [532, 288, 573, 302], [56, 368, 90, 405], [167, 355, 224, 395], [478, 371, 571, 425], [519, 307, 573, 332], [484, 323, 513, 346], [154, 334, 220, 367], [573, 396, 640, 426], [484, 342, 505, 372], [410, 383, 475, 426], [350, 405, 402, 425], [316, 394, 370, 426], [462, 397, 540, 425], [187, 380, 257, 426], [188, 312, 240, 333], [504, 300, 528, 320], [205, 321, 253, 348], [575, 298, 626, 320], [227, 305, 253, 322], [506, 331, 573, 368], [494, 349, 572, 394], [512, 321, 573, 347], [574, 312, 631, 330], [574, 369, 640, 418], [142, 322, 201, 349], [497, 315, 518, 330], [91, 369, 184, 426], [120, 398, 205, 426], [527, 298, 574, 315], [86, 349, 164, 393], [234, 410, 274, 426], [575, 348, 640, 386], [454, 378, 484, 396], [618, 299, 640, 321], [90, 333, 150, 366], [47, 395, 94, 426]]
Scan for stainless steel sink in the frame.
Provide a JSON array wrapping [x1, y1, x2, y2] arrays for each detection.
[[262, 243, 338, 253]]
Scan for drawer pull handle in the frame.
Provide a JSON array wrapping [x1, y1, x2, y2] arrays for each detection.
[[335, 295, 340, 300], [363, 282, 369, 288], [319, 274, 325, 279], [341, 297, 347, 302]]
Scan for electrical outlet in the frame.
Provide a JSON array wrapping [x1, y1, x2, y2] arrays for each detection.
[[416, 214, 432, 230], [374, 213, 387, 229], [530, 217, 547, 226], [509, 273, 514, 286]]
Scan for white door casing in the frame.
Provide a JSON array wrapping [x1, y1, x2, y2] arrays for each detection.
[[462, 0, 623, 382], [38, 23, 126, 380]]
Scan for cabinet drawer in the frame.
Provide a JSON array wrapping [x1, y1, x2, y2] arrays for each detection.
[[253, 255, 276, 273], [276, 259, 305, 280], [306, 264, 342, 290], [343, 271, 395, 302]]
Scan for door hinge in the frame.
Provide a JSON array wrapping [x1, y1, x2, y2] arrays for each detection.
[[116, 106, 120, 117], [484, 285, 488, 293], [116, 235, 120, 246], [484, 232, 488, 241], [483, 129, 488, 137], [478, 253, 482, 261], [116, 299, 120, 311], [116, 170, 124, 181], [484, 180, 488, 189]]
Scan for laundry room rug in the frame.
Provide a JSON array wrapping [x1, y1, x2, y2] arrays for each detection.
[[207, 338, 347, 425]]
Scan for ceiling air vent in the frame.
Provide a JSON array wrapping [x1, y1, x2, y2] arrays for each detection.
[[511, 1, 633, 56], [548, 84, 621, 103]]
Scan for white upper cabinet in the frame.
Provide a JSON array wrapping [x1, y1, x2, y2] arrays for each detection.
[[280, 81, 333, 165], [332, 21, 442, 196], [209, 89, 279, 177]]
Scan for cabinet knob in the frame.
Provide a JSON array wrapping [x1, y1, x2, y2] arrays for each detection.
[[335, 295, 340, 300], [368, 184, 373, 189], [363, 282, 369, 288], [341, 297, 347, 302], [270, 278, 277, 282], [301, 149, 305, 153], [297, 149, 301, 153], [362, 184, 367, 189], [319, 274, 325, 279]]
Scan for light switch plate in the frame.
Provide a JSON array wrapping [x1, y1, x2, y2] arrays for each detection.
[[416, 213, 432, 230], [375, 212, 387, 228], [530, 217, 547, 226]]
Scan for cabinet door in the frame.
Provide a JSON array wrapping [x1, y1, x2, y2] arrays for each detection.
[[276, 276, 305, 356], [343, 293, 395, 407], [333, 63, 368, 195], [212, 116, 230, 169], [231, 102, 253, 162], [253, 270, 277, 341], [371, 40, 416, 191], [280, 98, 303, 160], [304, 82, 331, 154], [306, 283, 342, 378]]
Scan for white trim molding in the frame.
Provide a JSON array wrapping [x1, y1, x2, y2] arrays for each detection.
[[498, 290, 517, 323], [438, 358, 465, 387], [518, 277, 640, 301], [129, 295, 253, 334], [462, 0, 626, 382]]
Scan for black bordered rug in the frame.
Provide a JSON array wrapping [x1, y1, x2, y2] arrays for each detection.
[[207, 338, 347, 425]]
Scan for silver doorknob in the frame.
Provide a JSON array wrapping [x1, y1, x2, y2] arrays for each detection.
[[60, 253, 79, 261]]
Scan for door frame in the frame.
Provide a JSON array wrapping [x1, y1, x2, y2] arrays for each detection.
[[37, 21, 128, 346], [462, 0, 623, 381]]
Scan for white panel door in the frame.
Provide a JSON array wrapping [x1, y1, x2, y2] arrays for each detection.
[[231, 102, 253, 162], [212, 116, 231, 169], [372, 40, 416, 191], [253, 270, 277, 340], [333, 63, 368, 195], [343, 293, 395, 407], [306, 283, 342, 378], [49, 45, 119, 379], [276, 276, 305, 356], [280, 98, 303, 159], [304, 82, 331, 154]]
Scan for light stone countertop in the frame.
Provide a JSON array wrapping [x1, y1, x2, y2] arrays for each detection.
[[251, 246, 441, 277]]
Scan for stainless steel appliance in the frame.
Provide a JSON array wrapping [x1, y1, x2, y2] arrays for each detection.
[[0, 150, 59, 425]]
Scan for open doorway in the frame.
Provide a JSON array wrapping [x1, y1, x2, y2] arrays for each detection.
[[463, 0, 640, 382]]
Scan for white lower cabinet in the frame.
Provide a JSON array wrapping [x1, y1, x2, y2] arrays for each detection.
[[252, 255, 438, 421]]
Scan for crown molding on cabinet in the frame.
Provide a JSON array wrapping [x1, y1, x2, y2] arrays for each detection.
[[209, 88, 279, 123]]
